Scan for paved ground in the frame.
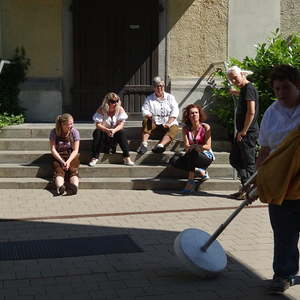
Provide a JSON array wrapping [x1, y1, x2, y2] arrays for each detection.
[[0, 189, 299, 300]]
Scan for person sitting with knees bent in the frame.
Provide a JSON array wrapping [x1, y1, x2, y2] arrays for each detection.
[[89, 92, 134, 167], [137, 76, 179, 154], [49, 113, 80, 195], [170, 104, 214, 194]]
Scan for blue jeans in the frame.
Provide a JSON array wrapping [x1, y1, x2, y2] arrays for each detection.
[[269, 200, 300, 278]]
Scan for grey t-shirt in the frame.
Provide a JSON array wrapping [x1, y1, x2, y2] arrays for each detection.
[[236, 82, 259, 132], [49, 128, 80, 153]]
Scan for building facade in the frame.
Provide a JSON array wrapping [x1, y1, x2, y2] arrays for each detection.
[[0, 0, 299, 122]]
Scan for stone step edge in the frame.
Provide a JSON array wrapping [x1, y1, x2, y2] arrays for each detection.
[[0, 150, 230, 155], [0, 163, 232, 168], [0, 177, 240, 190], [0, 177, 239, 181]]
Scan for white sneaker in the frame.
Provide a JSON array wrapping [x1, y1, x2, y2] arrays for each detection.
[[89, 158, 98, 167], [124, 157, 135, 166]]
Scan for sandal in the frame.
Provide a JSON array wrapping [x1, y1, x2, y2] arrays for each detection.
[[181, 179, 196, 194], [57, 185, 66, 196], [68, 183, 78, 195], [198, 172, 210, 182]]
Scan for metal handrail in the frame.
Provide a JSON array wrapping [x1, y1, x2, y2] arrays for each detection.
[[0, 60, 11, 74], [179, 61, 227, 109]]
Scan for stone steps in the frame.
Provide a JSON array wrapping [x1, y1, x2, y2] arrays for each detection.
[[0, 177, 240, 191], [0, 122, 141, 139], [0, 138, 230, 152], [0, 123, 237, 191], [0, 163, 234, 178], [0, 150, 230, 164]]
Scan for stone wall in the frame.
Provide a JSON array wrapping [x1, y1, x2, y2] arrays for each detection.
[[281, 0, 300, 35], [167, 0, 228, 78]]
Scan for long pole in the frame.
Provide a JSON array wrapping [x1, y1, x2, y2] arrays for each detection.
[[200, 172, 258, 252]]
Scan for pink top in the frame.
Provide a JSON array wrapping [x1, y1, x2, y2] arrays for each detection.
[[184, 124, 206, 145]]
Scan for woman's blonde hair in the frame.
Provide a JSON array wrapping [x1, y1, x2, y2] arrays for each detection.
[[55, 113, 73, 137], [99, 92, 121, 115]]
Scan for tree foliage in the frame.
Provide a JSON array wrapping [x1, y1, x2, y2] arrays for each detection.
[[0, 47, 30, 127], [212, 29, 300, 138]]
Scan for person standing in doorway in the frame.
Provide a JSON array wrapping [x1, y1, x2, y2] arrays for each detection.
[[227, 66, 259, 200]]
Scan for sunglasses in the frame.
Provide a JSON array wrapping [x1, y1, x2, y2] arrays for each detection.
[[108, 100, 119, 104]]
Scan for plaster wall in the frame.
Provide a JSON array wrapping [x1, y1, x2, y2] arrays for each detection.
[[228, 0, 280, 60], [1, 0, 62, 77], [281, 0, 300, 35], [0, 0, 63, 122], [167, 0, 228, 78]]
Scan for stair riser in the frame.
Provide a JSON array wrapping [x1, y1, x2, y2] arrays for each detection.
[[0, 127, 143, 139], [0, 180, 240, 191], [0, 140, 183, 151], [0, 152, 230, 165], [0, 166, 233, 178], [0, 139, 231, 152]]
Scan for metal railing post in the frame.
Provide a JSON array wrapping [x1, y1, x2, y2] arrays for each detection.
[[0, 60, 11, 74]]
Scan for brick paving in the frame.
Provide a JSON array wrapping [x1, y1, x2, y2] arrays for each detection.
[[0, 189, 299, 300]]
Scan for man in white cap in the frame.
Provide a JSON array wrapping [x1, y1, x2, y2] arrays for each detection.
[[137, 76, 179, 154]]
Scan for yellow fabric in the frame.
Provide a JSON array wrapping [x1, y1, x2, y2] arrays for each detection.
[[256, 125, 300, 205]]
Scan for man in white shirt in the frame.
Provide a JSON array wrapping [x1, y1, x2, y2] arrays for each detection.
[[137, 77, 179, 154]]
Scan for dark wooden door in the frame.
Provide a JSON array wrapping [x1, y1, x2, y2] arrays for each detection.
[[72, 0, 159, 120]]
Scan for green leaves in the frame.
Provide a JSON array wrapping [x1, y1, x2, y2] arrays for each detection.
[[0, 112, 24, 129], [0, 47, 30, 128], [212, 29, 300, 138], [0, 47, 30, 115]]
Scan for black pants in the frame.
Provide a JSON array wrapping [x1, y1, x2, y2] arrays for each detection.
[[91, 129, 130, 158], [172, 149, 212, 172], [229, 131, 258, 184], [269, 201, 300, 278]]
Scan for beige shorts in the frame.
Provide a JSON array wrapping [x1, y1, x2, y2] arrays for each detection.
[[142, 119, 178, 140]]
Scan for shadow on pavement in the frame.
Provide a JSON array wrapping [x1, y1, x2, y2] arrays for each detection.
[[0, 219, 297, 299]]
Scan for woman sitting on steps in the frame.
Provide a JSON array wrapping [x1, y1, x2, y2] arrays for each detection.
[[49, 113, 80, 196], [89, 92, 134, 167], [170, 104, 215, 194]]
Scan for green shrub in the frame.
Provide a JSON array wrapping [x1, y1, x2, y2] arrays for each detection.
[[0, 47, 30, 115], [0, 47, 30, 128], [212, 29, 300, 139], [0, 112, 24, 129]]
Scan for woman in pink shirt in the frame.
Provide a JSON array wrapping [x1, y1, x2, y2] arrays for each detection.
[[171, 104, 214, 193]]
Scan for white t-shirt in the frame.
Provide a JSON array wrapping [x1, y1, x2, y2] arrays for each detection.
[[142, 92, 179, 126], [258, 101, 300, 151], [92, 110, 128, 129]]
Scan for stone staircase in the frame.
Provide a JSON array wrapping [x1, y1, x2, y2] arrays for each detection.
[[0, 122, 239, 191]]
